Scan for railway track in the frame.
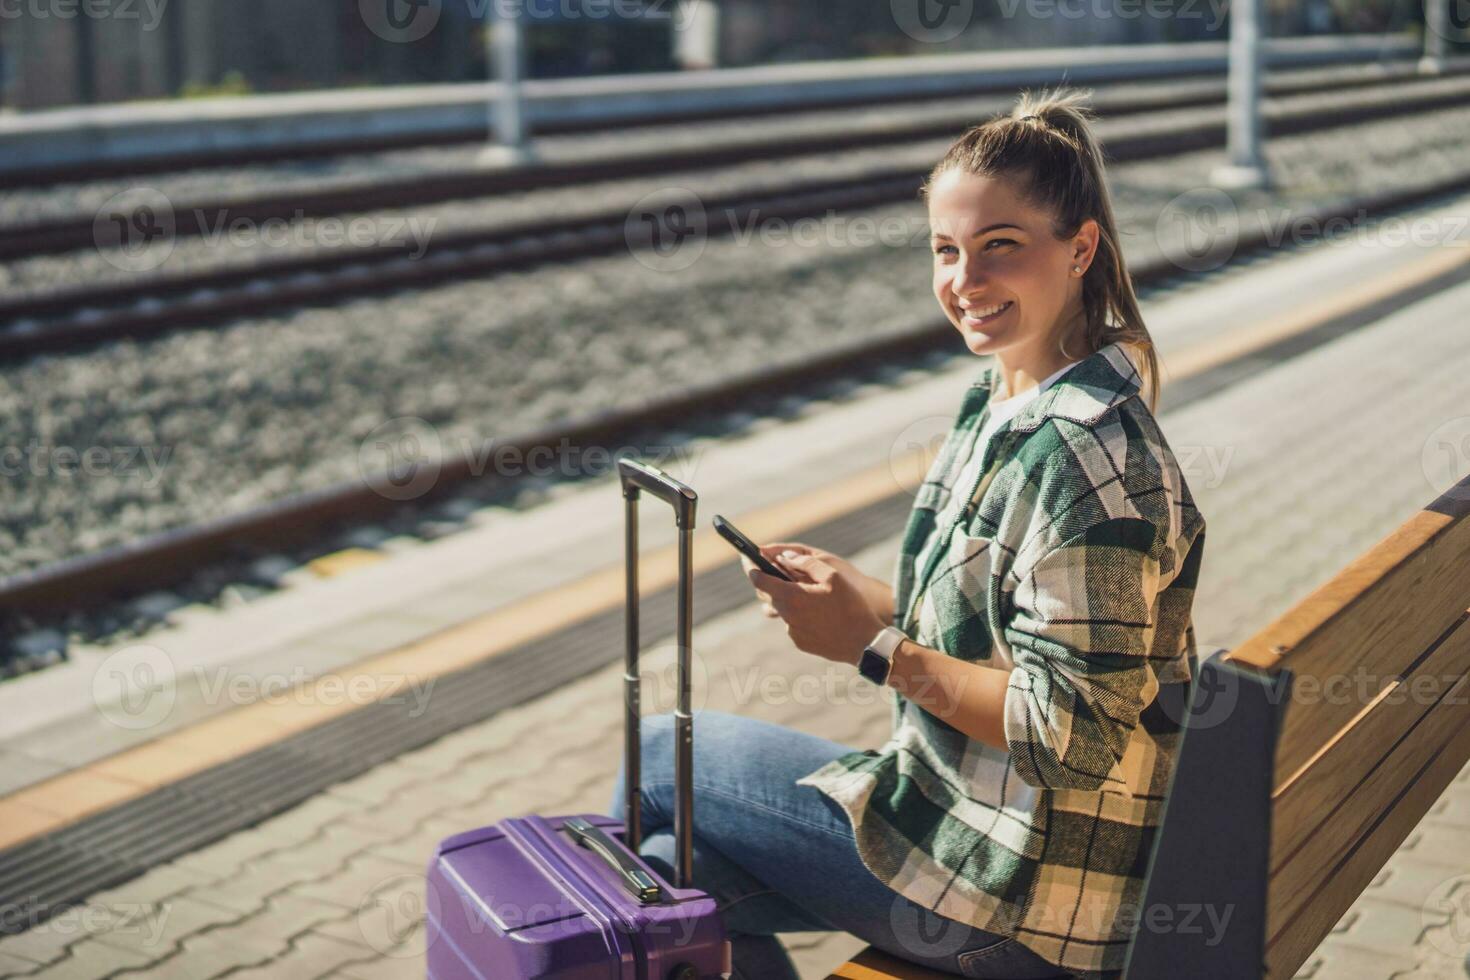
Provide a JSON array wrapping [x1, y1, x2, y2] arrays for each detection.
[[3, 68, 1470, 364], [0, 49, 1434, 233], [4, 161, 1470, 628]]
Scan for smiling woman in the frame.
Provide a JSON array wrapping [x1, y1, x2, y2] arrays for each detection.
[[614, 88, 1206, 980]]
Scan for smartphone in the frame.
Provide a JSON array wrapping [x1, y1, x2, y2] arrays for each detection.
[[713, 515, 794, 582]]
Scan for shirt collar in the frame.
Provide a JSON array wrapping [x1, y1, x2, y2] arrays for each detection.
[[970, 340, 1142, 434]]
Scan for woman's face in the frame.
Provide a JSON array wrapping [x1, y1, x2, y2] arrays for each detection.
[[927, 169, 1097, 362]]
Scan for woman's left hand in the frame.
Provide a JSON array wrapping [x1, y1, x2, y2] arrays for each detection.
[[742, 551, 887, 667]]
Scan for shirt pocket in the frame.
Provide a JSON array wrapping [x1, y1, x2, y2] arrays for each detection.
[[916, 526, 999, 661]]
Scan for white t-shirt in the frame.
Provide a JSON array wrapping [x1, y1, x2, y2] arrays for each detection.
[[974, 359, 1081, 452]]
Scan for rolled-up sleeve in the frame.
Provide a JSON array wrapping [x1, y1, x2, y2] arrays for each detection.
[[1000, 515, 1163, 794]]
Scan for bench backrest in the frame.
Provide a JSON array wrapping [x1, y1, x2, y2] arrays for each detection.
[[1126, 471, 1470, 979]]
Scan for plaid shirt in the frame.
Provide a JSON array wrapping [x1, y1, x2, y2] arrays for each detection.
[[796, 341, 1207, 979]]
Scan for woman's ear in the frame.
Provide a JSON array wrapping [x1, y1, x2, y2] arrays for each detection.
[[1071, 218, 1101, 272]]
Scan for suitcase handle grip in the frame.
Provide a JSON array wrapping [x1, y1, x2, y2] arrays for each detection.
[[566, 817, 664, 904], [617, 458, 696, 529], [617, 456, 697, 889]]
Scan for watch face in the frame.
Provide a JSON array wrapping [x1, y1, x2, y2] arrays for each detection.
[[859, 648, 889, 685]]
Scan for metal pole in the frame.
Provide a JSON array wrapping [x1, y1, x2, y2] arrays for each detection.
[[1420, 0, 1450, 73], [674, 0, 721, 69], [76, 10, 97, 105], [673, 524, 694, 889], [622, 490, 642, 854], [481, 0, 535, 164], [1210, 0, 1271, 190]]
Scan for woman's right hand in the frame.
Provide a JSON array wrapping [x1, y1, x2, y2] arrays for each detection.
[[744, 541, 895, 626]]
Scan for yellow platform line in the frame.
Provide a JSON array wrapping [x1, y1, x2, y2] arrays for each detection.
[[1, 244, 1466, 854]]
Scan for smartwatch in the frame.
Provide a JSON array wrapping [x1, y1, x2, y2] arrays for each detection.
[[858, 626, 906, 686]]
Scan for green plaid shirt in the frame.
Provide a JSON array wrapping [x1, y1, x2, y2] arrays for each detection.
[[796, 341, 1207, 979]]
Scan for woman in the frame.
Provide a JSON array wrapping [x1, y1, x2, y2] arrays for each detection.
[[608, 88, 1207, 980]]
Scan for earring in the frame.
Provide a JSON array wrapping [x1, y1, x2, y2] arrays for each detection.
[[1073, 266, 1082, 274]]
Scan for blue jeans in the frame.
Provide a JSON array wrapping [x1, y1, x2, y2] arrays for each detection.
[[607, 710, 1073, 979]]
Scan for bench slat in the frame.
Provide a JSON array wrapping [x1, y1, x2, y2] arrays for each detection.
[[1265, 712, 1470, 978], [1269, 611, 1470, 875], [1226, 483, 1470, 780], [1265, 671, 1470, 976], [824, 946, 963, 979]]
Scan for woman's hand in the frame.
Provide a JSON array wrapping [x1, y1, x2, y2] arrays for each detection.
[[739, 543, 889, 667], [745, 542, 895, 626]]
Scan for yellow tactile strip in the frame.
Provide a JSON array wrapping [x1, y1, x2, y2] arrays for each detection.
[[1, 240, 1464, 855], [0, 448, 921, 854]]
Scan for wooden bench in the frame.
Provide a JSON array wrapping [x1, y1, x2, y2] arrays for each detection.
[[828, 470, 1470, 979]]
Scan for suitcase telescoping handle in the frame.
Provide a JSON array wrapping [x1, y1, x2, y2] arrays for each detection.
[[616, 456, 697, 890]]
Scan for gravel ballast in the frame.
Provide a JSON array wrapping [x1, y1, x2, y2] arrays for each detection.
[[1, 99, 1468, 586]]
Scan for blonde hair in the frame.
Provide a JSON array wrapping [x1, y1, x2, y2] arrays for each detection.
[[920, 86, 1162, 413]]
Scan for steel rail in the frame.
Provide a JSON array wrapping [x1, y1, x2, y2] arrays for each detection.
[[3, 71, 1470, 363], [4, 163, 1470, 619], [1, 57, 1462, 264]]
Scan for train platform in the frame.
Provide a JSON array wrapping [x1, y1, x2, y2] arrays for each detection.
[[1, 196, 1468, 978]]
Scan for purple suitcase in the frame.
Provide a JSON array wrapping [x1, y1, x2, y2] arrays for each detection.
[[425, 457, 732, 979]]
